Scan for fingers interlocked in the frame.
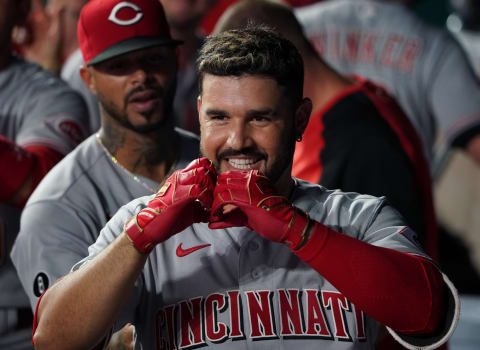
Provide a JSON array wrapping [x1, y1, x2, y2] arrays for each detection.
[[125, 158, 308, 254]]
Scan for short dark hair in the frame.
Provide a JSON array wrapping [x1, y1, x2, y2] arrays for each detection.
[[197, 25, 304, 107]]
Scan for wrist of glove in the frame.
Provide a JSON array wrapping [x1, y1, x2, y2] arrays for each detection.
[[125, 158, 216, 254], [209, 170, 311, 250]]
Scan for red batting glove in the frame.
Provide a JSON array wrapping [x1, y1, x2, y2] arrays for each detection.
[[125, 158, 217, 254], [209, 170, 310, 249]]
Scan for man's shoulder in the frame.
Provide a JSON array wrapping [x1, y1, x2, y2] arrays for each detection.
[[296, 0, 407, 23], [294, 179, 388, 231], [26, 135, 106, 205], [0, 56, 87, 131], [2, 56, 74, 93], [294, 179, 386, 208]]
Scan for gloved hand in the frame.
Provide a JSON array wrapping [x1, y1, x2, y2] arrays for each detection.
[[209, 170, 310, 249], [125, 158, 217, 254]]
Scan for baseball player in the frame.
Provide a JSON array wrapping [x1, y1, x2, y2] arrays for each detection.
[[16, 0, 100, 133], [0, 0, 88, 348], [32, 25, 458, 350], [11, 0, 199, 319], [295, 0, 480, 170], [215, 0, 437, 261]]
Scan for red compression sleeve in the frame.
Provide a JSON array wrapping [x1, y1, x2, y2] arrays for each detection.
[[294, 223, 445, 335], [0, 136, 63, 204], [24, 144, 64, 192], [0, 136, 35, 201]]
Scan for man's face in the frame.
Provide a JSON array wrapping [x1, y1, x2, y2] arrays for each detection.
[[198, 74, 302, 184], [160, 0, 215, 29], [88, 46, 177, 133]]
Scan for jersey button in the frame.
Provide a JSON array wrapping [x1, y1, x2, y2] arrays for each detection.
[[249, 241, 259, 251], [251, 269, 260, 279]]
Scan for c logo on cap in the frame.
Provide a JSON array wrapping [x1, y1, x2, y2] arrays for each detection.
[[108, 1, 144, 26]]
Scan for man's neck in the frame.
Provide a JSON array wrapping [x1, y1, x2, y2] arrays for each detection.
[[98, 121, 179, 184], [304, 55, 354, 115], [275, 166, 296, 200]]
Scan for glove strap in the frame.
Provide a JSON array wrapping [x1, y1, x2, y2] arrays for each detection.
[[285, 208, 311, 249], [124, 216, 154, 254]]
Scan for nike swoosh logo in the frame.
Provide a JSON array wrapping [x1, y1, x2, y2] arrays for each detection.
[[176, 243, 211, 257]]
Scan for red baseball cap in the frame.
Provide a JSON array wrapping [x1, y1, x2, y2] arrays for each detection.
[[78, 0, 182, 66]]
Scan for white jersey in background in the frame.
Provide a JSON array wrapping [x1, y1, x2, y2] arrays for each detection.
[[295, 0, 480, 163]]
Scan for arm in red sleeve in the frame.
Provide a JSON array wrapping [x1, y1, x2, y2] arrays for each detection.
[[209, 170, 451, 340], [294, 222, 446, 335], [0, 135, 64, 206]]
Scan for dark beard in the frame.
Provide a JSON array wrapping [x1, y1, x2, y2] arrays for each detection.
[[265, 129, 296, 184], [201, 128, 296, 184], [98, 83, 176, 134]]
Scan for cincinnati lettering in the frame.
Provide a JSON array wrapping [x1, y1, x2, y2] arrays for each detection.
[[155, 289, 366, 349]]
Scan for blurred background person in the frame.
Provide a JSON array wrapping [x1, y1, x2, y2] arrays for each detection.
[[159, 0, 217, 134], [0, 0, 88, 348], [13, 0, 99, 133], [295, 0, 480, 172]]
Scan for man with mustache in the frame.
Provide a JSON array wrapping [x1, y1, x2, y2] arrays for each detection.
[[32, 25, 458, 350], [11, 0, 199, 347]]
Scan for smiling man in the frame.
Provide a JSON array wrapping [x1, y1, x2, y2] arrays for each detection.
[[32, 25, 458, 350], [10, 0, 199, 348], [199, 74, 303, 188]]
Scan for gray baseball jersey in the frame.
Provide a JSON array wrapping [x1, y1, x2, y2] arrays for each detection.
[[74, 179, 459, 350], [0, 55, 88, 153], [10, 128, 199, 311], [295, 0, 480, 162], [1, 56, 88, 349]]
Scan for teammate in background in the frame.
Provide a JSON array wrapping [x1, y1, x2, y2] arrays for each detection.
[[159, 0, 217, 134], [14, 0, 89, 74], [295, 0, 480, 171], [199, 0, 322, 35], [11, 0, 199, 348], [0, 0, 88, 348], [215, 0, 438, 261], [32, 25, 458, 350], [13, 0, 100, 133]]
